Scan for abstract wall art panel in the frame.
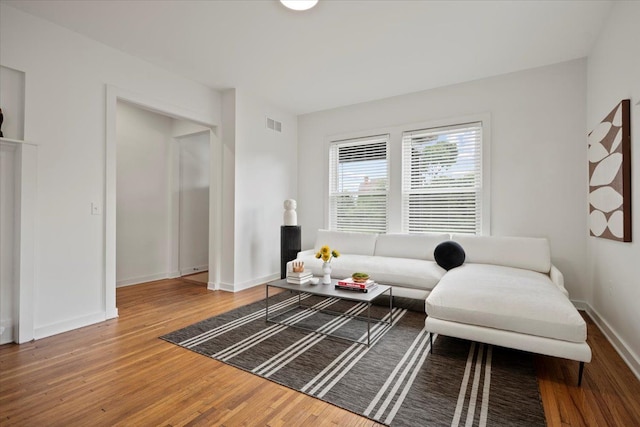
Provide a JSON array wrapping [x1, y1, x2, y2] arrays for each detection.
[[588, 99, 631, 242]]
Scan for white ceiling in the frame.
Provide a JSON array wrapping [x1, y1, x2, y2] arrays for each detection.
[[5, 0, 613, 115]]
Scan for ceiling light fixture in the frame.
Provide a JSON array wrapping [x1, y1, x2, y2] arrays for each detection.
[[280, 0, 318, 11]]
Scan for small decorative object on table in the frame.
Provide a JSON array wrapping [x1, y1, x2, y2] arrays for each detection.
[[287, 267, 312, 285], [287, 260, 311, 284], [351, 272, 370, 283], [291, 261, 304, 273], [315, 245, 340, 285]]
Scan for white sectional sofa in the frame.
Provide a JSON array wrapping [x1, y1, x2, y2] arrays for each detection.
[[290, 229, 591, 384], [293, 229, 449, 299]]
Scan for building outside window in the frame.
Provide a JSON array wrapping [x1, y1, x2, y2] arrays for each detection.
[[328, 135, 389, 233]]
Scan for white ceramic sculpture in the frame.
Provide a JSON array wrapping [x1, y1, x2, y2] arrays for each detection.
[[283, 199, 297, 226]]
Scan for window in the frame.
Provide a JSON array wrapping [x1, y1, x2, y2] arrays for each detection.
[[329, 135, 389, 233], [402, 122, 483, 234]]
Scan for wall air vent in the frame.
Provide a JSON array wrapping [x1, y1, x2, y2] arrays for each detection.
[[266, 117, 282, 132]]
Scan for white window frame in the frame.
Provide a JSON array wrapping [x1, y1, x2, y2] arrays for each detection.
[[322, 114, 490, 236], [401, 119, 490, 235], [326, 134, 390, 234]]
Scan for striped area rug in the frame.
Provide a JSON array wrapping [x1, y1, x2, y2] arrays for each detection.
[[161, 291, 545, 426]]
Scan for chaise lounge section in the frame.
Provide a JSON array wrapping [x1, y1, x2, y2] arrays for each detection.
[[424, 235, 592, 385]]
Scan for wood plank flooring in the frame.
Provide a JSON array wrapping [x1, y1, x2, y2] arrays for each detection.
[[1, 279, 639, 426], [182, 271, 209, 285]]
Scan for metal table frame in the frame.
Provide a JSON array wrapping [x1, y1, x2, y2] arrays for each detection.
[[265, 279, 393, 347]]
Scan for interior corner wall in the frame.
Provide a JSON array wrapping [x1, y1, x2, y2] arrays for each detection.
[[586, 1, 640, 373], [298, 59, 588, 300], [0, 4, 221, 338], [116, 102, 174, 286], [221, 89, 298, 291]]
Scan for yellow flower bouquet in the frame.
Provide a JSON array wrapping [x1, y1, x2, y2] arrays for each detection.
[[315, 245, 340, 263], [315, 245, 340, 285]]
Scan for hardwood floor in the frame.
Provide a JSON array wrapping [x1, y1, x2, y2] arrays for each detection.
[[535, 314, 640, 426], [1, 279, 639, 426], [182, 271, 209, 285]]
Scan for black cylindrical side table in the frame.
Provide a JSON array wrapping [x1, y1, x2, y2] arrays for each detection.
[[281, 226, 301, 279]]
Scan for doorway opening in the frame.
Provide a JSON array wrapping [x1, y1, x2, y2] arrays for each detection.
[[115, 102, 212, 289], [105, 85, 221, 319]]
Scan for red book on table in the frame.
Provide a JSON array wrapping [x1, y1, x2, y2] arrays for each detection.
[[337, 278, 374, 289]]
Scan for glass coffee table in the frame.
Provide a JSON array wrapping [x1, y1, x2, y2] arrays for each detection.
[[266, 278, 393, 347]]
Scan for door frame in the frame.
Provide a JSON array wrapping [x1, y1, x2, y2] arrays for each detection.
[[105, 85, 222, 319]]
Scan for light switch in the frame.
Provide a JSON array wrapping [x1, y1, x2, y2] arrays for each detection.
[[91, 202, 102, 215]]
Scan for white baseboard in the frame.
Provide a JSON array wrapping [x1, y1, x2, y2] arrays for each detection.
[[116, 272, 173, 287], [218, 281, 234, 292], [571, 299, 589, 311], [572, 299, 640, 381], [180, 265, 208, 276], [207, 281, 219, 291], [218, 273, 279, 293], [106, 307, 119, 320], [235, 273, 279, 292], [34, 311, 109, 341]]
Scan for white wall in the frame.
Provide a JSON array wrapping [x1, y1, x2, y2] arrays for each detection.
[[0, 65, 25, 140], [221, 90, 237, 287], [587, 1, 640, 376], [0, 4, 221, 338], [116, 102, 174, 286], [220, 89, 298, 290], [298, 60, 588, 299], [177, 131, 210, 275], [171, 120, 211, 279]]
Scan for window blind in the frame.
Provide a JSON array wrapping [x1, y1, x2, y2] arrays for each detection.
[[329, 135, 389, 233], [402, 122, 482, 234]]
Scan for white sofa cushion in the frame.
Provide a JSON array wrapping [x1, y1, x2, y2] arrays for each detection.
[[452, 235, 551, 273], [314, 229, 378, 256], [296, 252, 445, 291], [374, 233, 450, 261], [426, 263, 586, 343]]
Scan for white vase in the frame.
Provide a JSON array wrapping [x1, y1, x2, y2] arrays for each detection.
[[322, 262, 332, 285]]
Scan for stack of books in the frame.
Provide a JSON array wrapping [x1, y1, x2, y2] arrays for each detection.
[[335, 277, 377, 293], [287, 270, 313, 284]]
